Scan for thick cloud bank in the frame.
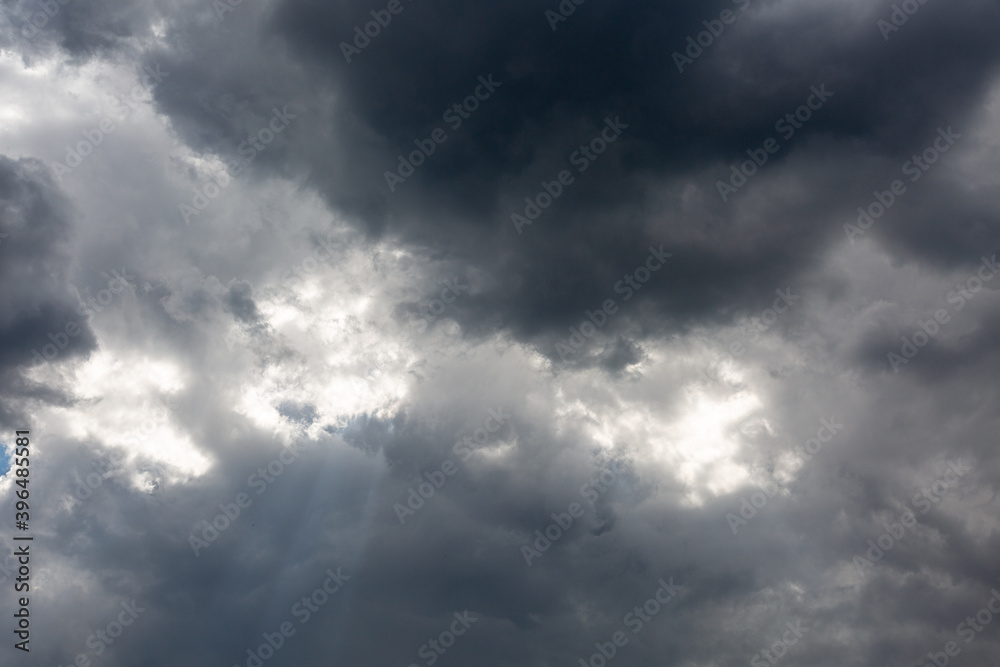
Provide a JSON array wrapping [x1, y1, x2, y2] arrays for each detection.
[[1, 0, 1000, 665]]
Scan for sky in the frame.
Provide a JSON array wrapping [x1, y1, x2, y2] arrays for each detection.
[[1, 0, 1000, 665]]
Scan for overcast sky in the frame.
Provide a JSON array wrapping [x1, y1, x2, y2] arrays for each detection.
[[2, 0, 1000, 665]]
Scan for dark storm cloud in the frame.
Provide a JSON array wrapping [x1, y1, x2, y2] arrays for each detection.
[[1, 0, 156, 59], [0, 156, 96, 422], [112, 0, 1000, 367], [3, 1, 1000, 667]]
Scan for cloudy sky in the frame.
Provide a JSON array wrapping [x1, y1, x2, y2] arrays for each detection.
[[2, 0, 1000, 665]]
